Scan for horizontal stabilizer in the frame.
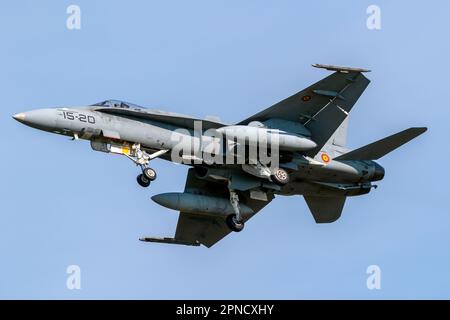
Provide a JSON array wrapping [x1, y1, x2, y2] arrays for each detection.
[[304, 195, 346, 223], [334, 127, 427, 161]]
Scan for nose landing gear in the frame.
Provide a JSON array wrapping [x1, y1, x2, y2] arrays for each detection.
[[123, 144, 168, 188]]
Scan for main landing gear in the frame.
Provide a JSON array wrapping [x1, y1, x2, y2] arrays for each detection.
[[226, 188, 245, 232], [241, 162, 290, 186], [125, 144, 168, 188], [271, 167, 290, 186]]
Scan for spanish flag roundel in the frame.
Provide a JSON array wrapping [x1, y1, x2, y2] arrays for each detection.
[[321, 153, 330, 163]]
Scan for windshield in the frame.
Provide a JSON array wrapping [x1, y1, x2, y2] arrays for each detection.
[[91, 100, 144, 109]]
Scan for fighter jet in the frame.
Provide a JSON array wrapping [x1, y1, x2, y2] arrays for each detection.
[[13, 64, 426, 247]]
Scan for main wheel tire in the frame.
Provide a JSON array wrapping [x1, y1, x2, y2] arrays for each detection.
[[226, 214, 245, 232], [137, 174, 151, 187], [143, 167, 157, 181], [271, 168, 290, 185]]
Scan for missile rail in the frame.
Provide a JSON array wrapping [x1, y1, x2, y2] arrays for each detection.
[[139, 237, 200, 247]]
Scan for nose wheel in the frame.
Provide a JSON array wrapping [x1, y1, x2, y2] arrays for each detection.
[[137, 167, 157, 188], [143, 167, 157, 181], [137, 173, 151, 188]]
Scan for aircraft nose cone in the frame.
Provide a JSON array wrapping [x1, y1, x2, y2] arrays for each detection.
[[13, 109, 57, 130], [12, 113, 26, 122]]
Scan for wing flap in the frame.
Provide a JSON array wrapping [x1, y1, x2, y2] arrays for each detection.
[[175, 212, 230, 248]]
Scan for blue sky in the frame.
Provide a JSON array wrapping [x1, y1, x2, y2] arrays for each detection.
[[1, 0, 449, 299]]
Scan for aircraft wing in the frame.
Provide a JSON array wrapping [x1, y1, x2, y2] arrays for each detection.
[[143, 168, 273, 247], [238, 64, 371, 155]]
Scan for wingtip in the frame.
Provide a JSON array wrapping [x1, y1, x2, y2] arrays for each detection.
[[411, 127, 428, 134], [312, 63, 371, 73]]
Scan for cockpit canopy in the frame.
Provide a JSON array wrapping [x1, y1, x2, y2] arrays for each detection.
[[92, 100, 144, 110]]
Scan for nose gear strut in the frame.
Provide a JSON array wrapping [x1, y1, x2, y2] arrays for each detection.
[[123, 143, 168, 188]]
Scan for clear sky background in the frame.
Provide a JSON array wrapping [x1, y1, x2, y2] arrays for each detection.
[[1, 1, 449, 299]]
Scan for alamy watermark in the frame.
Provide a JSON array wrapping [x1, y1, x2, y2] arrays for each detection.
[[66, 5, 81, 30], [169, 121, 280, 170], [366, 265, 381, 290], [66, 265, 81, 290], [366, 5, 381, 30]]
